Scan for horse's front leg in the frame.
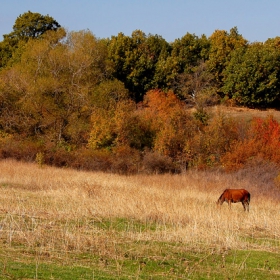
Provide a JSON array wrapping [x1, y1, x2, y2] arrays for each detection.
[[242, 201, 249, 212], [246, 202, 249, 212]]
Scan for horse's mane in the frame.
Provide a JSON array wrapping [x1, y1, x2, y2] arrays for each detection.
[[218, 189, 229, 200]]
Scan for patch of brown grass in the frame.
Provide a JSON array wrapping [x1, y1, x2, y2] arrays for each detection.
[[210, 105, 280, 122], [0, 159, 279, 260]]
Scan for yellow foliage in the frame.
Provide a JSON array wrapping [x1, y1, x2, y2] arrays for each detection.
[[88, 108, 115, 149]]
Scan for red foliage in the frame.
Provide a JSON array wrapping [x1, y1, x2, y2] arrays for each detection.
[[222, 116, 280, 171]]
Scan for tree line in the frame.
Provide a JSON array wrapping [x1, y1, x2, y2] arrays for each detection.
[[0, 11, 280, 173]]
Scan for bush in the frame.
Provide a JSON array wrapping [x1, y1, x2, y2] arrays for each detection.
[[71, 148, 113, 172], [111, 146, 141, 174], [142, 151, 176, 174], [221, 116, 280, 171], [0, 137, 42, 162]]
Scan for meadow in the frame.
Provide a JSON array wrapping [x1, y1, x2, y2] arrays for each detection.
[[0, 159, 279, 279]]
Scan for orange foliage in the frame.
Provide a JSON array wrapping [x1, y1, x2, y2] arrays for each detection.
[[222, 116, 280, 171], [141, 89, 195, 161], [142, 89, 184, 125], [251, 116, 280, 163], [143, 89, 182, 109]]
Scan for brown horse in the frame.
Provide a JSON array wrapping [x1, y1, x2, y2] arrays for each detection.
[[217, 189, 250, 212]]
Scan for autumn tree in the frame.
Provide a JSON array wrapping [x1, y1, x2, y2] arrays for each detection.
[[189, 113, 239, 168], [89, 96, 153, 151], [0, 29, 113, 145], [141, 89, 196, 170], [88, 89, 196, 171], [88, 80, 133, 149]]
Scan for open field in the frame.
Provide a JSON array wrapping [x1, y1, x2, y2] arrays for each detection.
[[0, 159, 279, 279], [208, 105, 280, 122]]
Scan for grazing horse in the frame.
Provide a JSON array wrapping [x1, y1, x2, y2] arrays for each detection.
[[217, 189, 250, 212]]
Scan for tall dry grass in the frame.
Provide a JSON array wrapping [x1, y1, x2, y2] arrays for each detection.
[[0, 159, 279, 261]]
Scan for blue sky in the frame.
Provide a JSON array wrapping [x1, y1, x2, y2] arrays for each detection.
[[1, 0, 279, 43]]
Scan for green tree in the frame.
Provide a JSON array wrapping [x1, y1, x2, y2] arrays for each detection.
[[154, 33, 210, 96], [170, 32, 210, 73], [207, 27, 247, 95], [108, 30, 171, 101], [7, 11, 60, 40], [223, 41, 280, 107], [0, 11, 60, 68]]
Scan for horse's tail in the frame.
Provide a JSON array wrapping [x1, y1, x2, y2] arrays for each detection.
[[247, 192, 251, 202]]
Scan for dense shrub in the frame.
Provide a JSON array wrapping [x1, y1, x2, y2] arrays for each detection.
[[221, 116, 280, 171], [0, 136, 42, 162], [110, 146, 141, 174], [186, 113, 240, 169], [142, 151, 176, 174]]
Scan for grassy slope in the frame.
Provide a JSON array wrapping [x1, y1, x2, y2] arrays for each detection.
[[0, 159, 279, 279], [208, 105, 280, 122]]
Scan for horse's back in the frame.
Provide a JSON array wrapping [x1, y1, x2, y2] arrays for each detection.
[[228, 189, 250, 201]]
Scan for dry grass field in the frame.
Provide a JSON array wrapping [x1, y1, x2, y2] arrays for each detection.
[[209, 105, 280, 122], [0, 159, 279, 279]]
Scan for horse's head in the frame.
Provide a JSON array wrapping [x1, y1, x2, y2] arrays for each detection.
[[217, 190, 226, 206]]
